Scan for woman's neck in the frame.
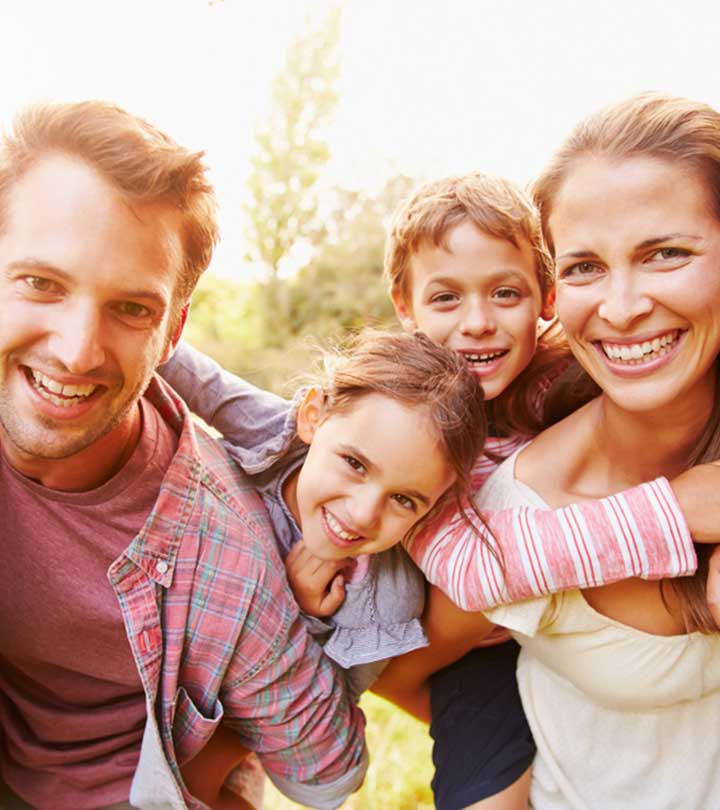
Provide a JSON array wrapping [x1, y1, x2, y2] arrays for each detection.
[[589, 393, 711, 483]]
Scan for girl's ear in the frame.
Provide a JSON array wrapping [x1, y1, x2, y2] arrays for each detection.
[[541, 286, 556, 321], [296, 388, 326, 445], [391, 287, 417, 333]]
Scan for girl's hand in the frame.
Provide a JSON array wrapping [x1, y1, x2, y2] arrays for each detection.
[[286, 541, 349, 617]]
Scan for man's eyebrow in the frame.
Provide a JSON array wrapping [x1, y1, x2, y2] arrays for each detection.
[[340, 443, 431, 507], [7, 258, 169, 308]]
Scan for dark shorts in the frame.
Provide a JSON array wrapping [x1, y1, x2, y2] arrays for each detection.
[[429, 640, 536, 810]]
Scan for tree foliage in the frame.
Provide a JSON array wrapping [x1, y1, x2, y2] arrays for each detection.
[[244, 4, 342, 279]]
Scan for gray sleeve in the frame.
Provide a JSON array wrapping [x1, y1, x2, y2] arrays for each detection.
[[158, 342, 297, 473]]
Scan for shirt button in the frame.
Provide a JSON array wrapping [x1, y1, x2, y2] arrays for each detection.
[[156, 561, 169, 575]]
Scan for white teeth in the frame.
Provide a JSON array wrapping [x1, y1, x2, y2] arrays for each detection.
[[30, 369, 98, 403], [324, 509, 360, 541], [600, 331, 681, 364], [465, 351, 506, 363]]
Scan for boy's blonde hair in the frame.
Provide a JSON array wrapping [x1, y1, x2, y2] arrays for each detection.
[[384, 172, 554, 303], [384, 172, 566, 437]]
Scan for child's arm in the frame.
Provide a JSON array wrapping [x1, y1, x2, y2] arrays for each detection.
[[158, 342, 294, 471], [285, 540, 348, 617], [371, 584, 497, 722], [405, 465, 720, 612], [180, 724, 254, 810]]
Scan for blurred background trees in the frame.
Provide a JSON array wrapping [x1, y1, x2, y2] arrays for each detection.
[[185, 4, 416, 395]]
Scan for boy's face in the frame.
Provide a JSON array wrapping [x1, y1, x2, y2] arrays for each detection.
[[393, 221, 553, 400]]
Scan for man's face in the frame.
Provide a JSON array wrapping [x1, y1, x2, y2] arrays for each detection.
[[0, 153, 184, 474]]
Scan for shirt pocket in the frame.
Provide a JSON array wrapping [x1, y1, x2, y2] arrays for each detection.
[[172, 686, 225, 766]]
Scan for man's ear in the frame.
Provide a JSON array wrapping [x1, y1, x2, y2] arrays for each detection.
[[391, 287, 417, 333], [541, 286, 556, 321], [296, 388, 326, 445], [160, 304, 190, 364]]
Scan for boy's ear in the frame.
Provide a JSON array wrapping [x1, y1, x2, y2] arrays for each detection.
[[540, 287, 556, 321], [296, 387, 326, 445], [391, 287, 417, 333]]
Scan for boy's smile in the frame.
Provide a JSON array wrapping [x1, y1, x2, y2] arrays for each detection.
[[393, 221, 553, 400]]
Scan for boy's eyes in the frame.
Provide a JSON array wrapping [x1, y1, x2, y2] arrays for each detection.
[[492, 287, 521, 302], [112, 301, 153, 321], [22, 275, 62, 295], [429, 291, 459, 305], [342, 455, 366, 474]]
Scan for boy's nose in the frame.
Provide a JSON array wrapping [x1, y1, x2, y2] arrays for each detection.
[[460, 301, 496, 337]]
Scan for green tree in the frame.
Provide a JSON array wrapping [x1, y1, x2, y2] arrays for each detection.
[[244, 5, 342, 305]]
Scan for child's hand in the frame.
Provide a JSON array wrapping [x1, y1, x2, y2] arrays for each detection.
[[707, 545, 720, 628], [286, 540, 349, 617], [669, 461, 720, 542]]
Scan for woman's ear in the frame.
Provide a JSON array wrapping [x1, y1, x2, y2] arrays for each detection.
[[391, 287, 417, 333], [296, 388, 326, 445], [541, 286, 556, 321]]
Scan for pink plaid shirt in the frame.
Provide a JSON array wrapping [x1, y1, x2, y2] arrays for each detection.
[[111, 377, 366, 810]]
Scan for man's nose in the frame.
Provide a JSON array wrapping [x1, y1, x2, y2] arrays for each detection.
[[48, 301, 106, 374]]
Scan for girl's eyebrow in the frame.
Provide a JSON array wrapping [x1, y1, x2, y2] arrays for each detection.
[[339, 443, 431, 506]]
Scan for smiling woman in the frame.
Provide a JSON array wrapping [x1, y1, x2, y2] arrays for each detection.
[[470, 93, 720, 809]]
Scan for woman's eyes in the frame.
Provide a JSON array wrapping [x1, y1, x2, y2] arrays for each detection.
[[648, 247, 691, 262], [558, 261, 602, 281]]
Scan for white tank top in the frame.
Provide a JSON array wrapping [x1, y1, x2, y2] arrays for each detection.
[[480, 448, 720, 810]]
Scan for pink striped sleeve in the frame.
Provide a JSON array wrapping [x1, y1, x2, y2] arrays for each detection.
[[405, 477, 697, 612]]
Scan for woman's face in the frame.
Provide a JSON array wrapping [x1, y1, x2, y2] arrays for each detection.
[[549, 154, 720, 416]]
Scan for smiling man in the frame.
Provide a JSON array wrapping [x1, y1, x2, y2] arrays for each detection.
[[0, 102, 366, 810]]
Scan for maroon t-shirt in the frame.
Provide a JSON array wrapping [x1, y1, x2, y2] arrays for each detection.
[[0, 398, 177, 809]]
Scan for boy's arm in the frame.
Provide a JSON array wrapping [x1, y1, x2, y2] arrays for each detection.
[[158, 341, 294, 471], [371, 585, 497, 722], [406, 471, 711, 612]]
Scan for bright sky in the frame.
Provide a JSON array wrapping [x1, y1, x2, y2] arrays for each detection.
[[2, 0, 719, 280]]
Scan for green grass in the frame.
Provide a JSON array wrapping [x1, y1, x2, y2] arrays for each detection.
[[264, 693, 435, 809]]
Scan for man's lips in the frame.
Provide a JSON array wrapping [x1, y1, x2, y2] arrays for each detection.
[[22, 365, 107, 410]]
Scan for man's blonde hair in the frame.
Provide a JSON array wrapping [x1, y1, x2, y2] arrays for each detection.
[[0, 100, 218, 335]]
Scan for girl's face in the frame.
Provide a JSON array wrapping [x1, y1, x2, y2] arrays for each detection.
[[550, 155, 720, 417], [285, 391, 456, 561], [393, 222, 554, 401]]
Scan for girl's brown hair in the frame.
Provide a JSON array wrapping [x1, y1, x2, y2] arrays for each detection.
[[532, 91, 720, 633], [314, 329, 492, 547]]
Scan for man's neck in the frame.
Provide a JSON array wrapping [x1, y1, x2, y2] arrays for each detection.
[[1, 404, 144, 492]]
